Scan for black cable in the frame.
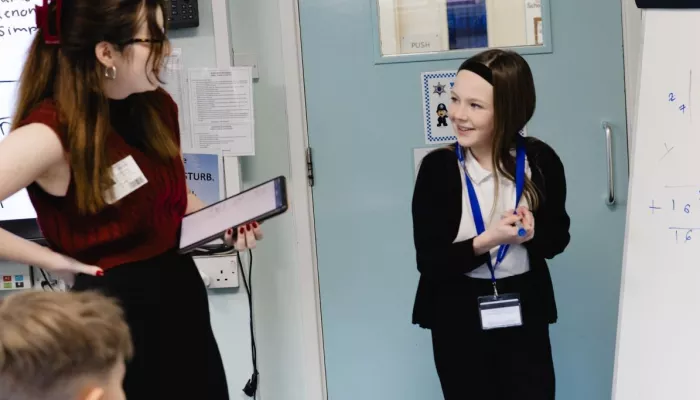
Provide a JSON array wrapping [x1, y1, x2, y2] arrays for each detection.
[[39, 268, 54, 291], [238, 249, 258, 397]]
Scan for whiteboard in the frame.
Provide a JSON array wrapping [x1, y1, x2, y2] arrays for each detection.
[[0, 1, 39, 221], [613, 9, 700, 400]]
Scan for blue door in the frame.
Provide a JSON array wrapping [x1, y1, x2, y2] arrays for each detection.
[[298, 1, 629, 398]]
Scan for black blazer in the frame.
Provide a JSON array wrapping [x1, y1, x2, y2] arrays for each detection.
[[411, 137, 571, 329]]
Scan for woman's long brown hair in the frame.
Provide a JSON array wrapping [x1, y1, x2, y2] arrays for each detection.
[[459, 49, 541, 213], [11, 0, 178, 214]]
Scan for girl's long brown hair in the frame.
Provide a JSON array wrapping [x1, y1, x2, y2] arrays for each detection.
[[458, 49, 541, 212], [11, 0, 178, 214]]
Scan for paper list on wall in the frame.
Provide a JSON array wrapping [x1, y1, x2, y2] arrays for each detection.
[[187, 67, 255, 156], [160, 48, 192, 148]]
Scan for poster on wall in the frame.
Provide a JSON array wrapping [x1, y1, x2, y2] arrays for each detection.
[[524, 0, 543, 45], [421, 70, 456, 145], [182, 149, 225, 206]]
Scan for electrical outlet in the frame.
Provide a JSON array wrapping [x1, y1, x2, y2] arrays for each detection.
[[0, 262, 32, 291], [193, 254, 239, 289]]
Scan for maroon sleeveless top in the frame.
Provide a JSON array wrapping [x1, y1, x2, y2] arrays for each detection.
[[16, 89, 187, 270]]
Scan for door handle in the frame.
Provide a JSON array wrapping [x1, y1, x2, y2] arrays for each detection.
[[602, 122, 615, 205]]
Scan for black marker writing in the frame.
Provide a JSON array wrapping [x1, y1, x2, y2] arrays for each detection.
[[0, 24, 38, 38], [0, 4, 37, 40], [0, 7, 35, 20], [0, 117, 10, 138]]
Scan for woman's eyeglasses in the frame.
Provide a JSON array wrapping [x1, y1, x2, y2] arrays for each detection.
[[120, 38, 167, 46]]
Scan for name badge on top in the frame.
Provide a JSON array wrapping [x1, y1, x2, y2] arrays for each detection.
[[104, 155, 148, 204], [477, 293, 523, 330]]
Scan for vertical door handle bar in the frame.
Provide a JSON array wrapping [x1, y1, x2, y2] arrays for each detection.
[[602, 122, 615, 205]]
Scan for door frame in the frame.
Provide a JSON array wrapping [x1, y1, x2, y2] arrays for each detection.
[[277, 0, 327, 399], [277, 1, 642, 399], [620, 0, 643, 162]]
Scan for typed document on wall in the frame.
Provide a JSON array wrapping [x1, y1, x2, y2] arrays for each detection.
[[187, 67, 255, 156]]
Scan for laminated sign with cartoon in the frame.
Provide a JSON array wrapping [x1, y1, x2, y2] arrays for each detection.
[[421, 71, 457, 144]]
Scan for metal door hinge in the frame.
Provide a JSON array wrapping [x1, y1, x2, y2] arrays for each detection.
[[306, 147, 315, 187]]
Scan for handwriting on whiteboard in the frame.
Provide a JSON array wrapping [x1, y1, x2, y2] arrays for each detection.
[[669, 92, 688, 114], [649, 189, 700, 242], [668, 70, 693, 117], [0, 6, 38, 42], [0, 116, 9, 138], [660, 143, 675, 161]]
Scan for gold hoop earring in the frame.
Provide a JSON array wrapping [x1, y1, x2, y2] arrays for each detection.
[[105, 66, 117, 80]]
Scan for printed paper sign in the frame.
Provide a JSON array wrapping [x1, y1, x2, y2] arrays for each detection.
[[421, 70, 457, 145]]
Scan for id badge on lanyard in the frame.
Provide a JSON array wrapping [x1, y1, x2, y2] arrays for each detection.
[[456, 136, 526, 330]]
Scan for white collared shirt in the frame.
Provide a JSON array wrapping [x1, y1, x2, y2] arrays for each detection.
[[453, 149, 532, 279]]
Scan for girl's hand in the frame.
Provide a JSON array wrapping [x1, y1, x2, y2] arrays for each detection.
[[486, 213, 527, 246], [515, 206, 535, 242], [223, 221, 263, 250]]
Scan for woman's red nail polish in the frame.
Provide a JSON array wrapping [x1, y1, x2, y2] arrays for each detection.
[[227, 229, 233, 235], [253, 222, 258, 228], [246, 224, 252, 231], [239, 227, 245, 235], [96, 270, 104, 277]]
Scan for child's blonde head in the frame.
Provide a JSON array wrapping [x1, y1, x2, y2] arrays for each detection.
[[0, 290, 132, 400]]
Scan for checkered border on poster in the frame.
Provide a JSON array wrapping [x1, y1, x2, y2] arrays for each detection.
[[422, 71, 457, 143]]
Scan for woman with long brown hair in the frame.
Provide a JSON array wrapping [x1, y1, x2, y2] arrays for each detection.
[[411, 49, 571, 399], [0, 0, 261, 398]]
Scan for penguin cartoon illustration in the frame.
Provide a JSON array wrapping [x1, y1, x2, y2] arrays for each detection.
[[436, 103, 448, 127]]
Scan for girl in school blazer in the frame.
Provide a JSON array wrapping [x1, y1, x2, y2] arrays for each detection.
[[411, 49, 571, 400]]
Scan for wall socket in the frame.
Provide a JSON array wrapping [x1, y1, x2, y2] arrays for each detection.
[[0, 262, 32, 291], [193, 254, 239, 289]]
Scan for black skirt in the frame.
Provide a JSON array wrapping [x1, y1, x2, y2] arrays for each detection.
[[431, 322, 555, 400], [72, 250, 230, 400], [429, 271, 556, 400]]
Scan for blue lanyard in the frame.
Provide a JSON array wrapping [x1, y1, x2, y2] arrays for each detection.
[[456, 137, 525, 294]]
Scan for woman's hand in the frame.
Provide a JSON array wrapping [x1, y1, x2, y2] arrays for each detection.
[[46, 253, 103, 286], [223, 221, 264, 250]]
